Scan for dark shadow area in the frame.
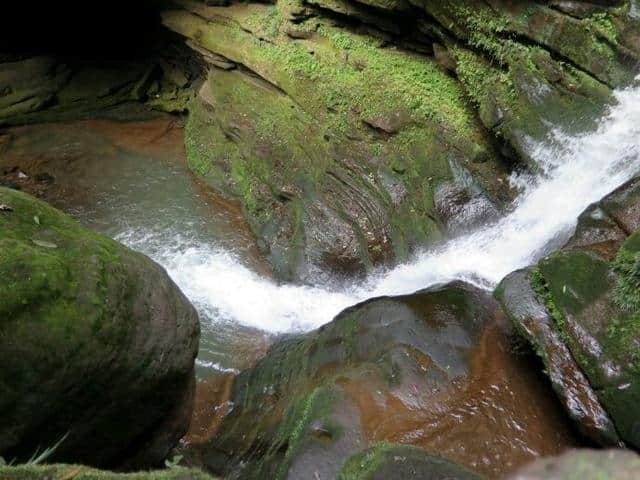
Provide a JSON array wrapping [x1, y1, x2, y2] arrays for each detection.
[[0, 1, 170, 60]]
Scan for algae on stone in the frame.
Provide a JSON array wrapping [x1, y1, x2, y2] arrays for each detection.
[[0, 187, 200, 468]]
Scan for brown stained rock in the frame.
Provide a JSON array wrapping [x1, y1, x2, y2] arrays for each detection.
[[497, 176, 640, 450], [495, 269, 620, 446], [201, 282, 578, 480], [362, 111, 413, 134]]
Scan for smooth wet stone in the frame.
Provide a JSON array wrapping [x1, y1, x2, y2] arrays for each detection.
[[434, 182, 500, 236], [506, 449, 640, 480], [0, 187, 200, 468], [338, 444, 484, 480], [191, 282, 576, 479], [495, 269, 620, 446]]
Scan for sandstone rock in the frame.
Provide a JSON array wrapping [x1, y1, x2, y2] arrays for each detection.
[[192, 282, 576, 479], [165, 2, 510, 281], [434, 182, 500, 236], [496, 176, 640, 449], [0, 187, 200, 468]]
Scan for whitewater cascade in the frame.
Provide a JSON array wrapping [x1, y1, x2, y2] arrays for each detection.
[[119, 80, 640, 335]]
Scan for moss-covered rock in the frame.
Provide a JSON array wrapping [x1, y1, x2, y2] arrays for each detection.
[[0, 464, 218, 480], [338, 443, 484, 480], [288, 0, 638, 168], [506, 448, 640, 480], [495, 176, 640, 449], [188, 282, 575, 479], [0, 187, 200, 468], [163, 0, 511, 281]]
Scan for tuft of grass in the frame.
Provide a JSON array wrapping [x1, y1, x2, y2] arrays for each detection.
[[612, 248, 640, 312], [2, 431, 69, 466]]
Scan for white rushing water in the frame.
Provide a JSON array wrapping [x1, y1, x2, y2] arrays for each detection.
[[120, 81, 640, 335]]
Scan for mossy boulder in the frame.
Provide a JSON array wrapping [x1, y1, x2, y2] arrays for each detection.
[[160, 0, 640, 280], [506, 448, 640, 480], [163, 0, 511, 282], [0, 464, 218, 480], [496, 176, 640, 449], [338, 443, 484, 480], [189, 282, 575, 479], [0, 187, 200, 468]]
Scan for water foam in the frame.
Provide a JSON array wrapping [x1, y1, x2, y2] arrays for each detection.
[[118, 81, 640, 334]]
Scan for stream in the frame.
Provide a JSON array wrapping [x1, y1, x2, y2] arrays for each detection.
[[1, 80, 639, 379]]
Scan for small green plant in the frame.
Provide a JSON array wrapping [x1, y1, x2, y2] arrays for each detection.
[[26, 432, 70, 465], [612, 248, 640, 311], [0, 432, 69, 467], [165, 454, 183, 469]]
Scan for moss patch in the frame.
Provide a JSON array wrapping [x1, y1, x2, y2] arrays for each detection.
[[0, 465, 217, 480]]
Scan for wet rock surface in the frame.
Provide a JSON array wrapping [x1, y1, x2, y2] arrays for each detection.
[[163, 0, 515, 282], [0, 187, 200, 468], [506, 448, 640, 480], [338, 443, 484, 480], [188, 282, 577, 479], [0, 464, 218, 480], [497, 176, 640, 449], [4, 0, 638, 282]]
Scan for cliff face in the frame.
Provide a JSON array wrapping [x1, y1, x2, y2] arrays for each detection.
[[1, 0, 638, 281], [160, 0, 639, 281]]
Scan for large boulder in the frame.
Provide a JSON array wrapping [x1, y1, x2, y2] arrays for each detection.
[[0, 187, 200, 468], [159, 0, 640, 281], [496, 176, 640, 449], [163, 0, 512, 282], [0, 464, 218, 480], [188, 282, 576, 480]]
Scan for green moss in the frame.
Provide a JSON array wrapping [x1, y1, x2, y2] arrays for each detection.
[[338, 442, 396, 480], [612, 237, 640, 312], [0, 465, 217, 480], [530, 268, 569, 342], [0, 187, 198, 462], [272, 387, 338, 479], [164, 5, 481, 142], [338, 443, 484, 480]]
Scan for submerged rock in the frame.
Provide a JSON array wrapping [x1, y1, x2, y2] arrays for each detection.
[[506, 449, 640, 480], [0, 187, 200, 468], [496, 176, 640, 449], [191, 282, 576, 479]]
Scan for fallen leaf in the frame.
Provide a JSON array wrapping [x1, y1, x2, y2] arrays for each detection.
[[0, 204, 13, 212], [32, 239, 57, 249]]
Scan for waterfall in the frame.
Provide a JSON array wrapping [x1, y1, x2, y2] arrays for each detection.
[[118, 80, 640, 335]]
